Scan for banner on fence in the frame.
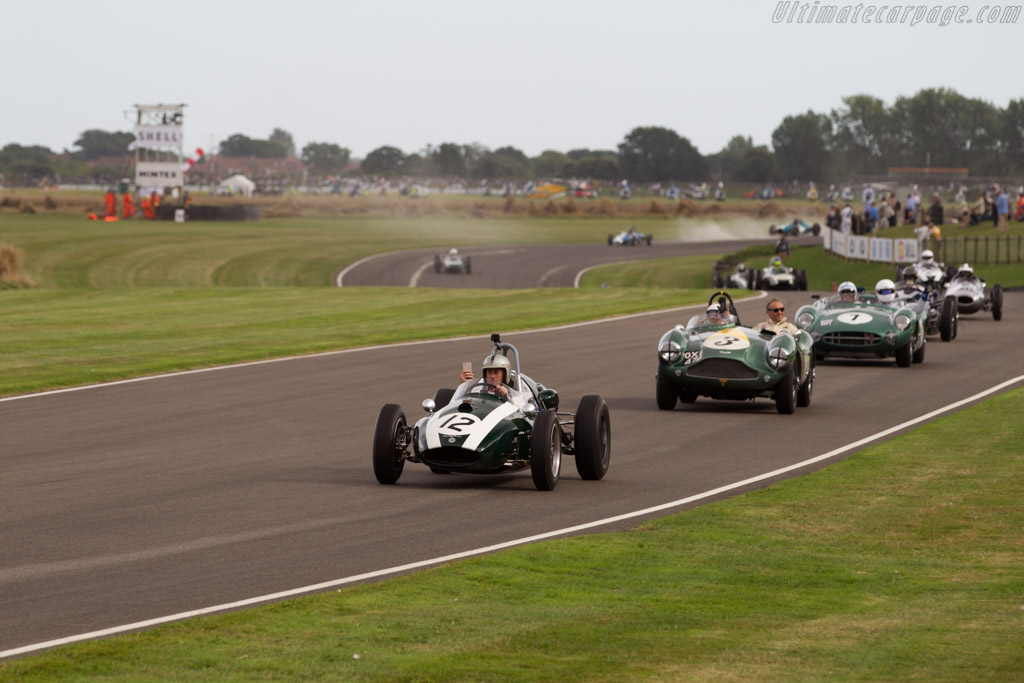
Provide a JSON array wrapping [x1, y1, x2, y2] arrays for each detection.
[[823, 228, 921, 264]]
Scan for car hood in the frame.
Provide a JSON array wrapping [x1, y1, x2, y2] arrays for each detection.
[[417, 398, 522, 452]]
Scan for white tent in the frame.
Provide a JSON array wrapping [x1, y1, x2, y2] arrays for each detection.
[[219, 174, 256, 197]]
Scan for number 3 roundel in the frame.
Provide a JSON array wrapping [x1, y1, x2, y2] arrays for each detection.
[[706, 328, 750, 350]]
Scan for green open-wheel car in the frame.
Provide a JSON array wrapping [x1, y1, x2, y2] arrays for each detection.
[[373, 334, 610, 491]]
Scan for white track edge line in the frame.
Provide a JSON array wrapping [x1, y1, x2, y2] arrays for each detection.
[[3, 373, 1022, 660]]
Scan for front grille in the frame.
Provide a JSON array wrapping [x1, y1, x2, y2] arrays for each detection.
[[958, 296, 974, 306], [687, 358, 759, 379], [823, 331, 881, 346], [426, 447, 478, 465]]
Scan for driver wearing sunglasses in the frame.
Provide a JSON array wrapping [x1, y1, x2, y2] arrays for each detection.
[[752, 298, 799, 335]]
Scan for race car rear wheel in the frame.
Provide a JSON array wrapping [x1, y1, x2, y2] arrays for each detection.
[[607, 234, 613, 245], [774, 367, 797, 415], [531, 410, 562, 491], [798, 270, 808, 291], [656, 371, 678, 410], [796, 357, 814, 408], [372, 404, 407, 485], [465, 256, 472, 275], [645, 234, 653, 246], [433, 255, 441, 273], [811, 223, 821, 236], [895, 341, 912, 367], [574, 395, 610, 481], [939, 296, 957, 341], [992, 284, 1003, 321]]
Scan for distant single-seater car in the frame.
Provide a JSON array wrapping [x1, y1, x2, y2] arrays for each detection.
[[769, 218, 821, 237], [794, 282, 926, 366], [434, 248, 471, 274], [607, 225, 653, 246], [943, 263, 1003, 320], [372, 334, 611, 491], [753, 257, 808, 291], [655, 291, 815, 414], [899, 249, 951, 287], [712, 262, 756, 290]]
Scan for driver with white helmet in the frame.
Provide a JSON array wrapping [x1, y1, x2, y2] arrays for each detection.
[[837, 280, 858, 303], [952, 263, 979, 283], [920, 249, 935, 264], [458, 352, 531, 408], [874, 278, 897, 304]]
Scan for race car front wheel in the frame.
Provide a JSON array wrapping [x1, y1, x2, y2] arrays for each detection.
[[373, 404, 407, 485], [531, 410, 562, 491]]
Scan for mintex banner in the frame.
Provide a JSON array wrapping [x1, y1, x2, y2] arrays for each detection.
[[135, 161, 182, 186]]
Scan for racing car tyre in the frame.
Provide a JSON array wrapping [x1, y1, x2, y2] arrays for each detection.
[[798, 270, 808, 291], [796, 357, 814, 408], [678, 388, 698, 403], [713, 273, 724, 288], [811, 223, 821, 236], [912, 337, 926, 364], [769, 224, 777, 235], [774, 367, 797, 415], [991, 284, 1003, 321], [465, 256, 472, 275], [574, 395, 610, 481], [372, 404, 407, 485], [747, 269, 757, 290], [656, 371, 678, 410], [939, 296, 957, 341], [646, 234, 653, 246], [433, 388, 456, 408], [895, 341, 913, 367], [433, 255, 441, 273], [607, 234, 613, 246], [531, 410, 562, 491], [753, 270, 763, 290]]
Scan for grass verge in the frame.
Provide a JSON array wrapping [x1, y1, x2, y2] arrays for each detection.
[[4, 387, 1022, 680], [0, 286, 705, 398]]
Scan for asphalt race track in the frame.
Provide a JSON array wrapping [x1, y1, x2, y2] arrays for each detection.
[[337, 239, 777, 288], [2, 255, 1022, 656]]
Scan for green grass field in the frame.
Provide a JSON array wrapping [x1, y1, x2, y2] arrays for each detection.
[[2, 209, 1023, 678]]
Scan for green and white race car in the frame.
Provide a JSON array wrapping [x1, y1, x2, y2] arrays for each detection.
[[373, 334, 610, 491], [656, 292, 815, 414], [794, 282, 927, 366]]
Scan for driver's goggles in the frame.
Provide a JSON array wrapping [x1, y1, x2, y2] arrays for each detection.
[[878, 288, 895, 295]]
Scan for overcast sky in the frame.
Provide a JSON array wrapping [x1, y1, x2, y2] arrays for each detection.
[[2, 0, 1020, 159]]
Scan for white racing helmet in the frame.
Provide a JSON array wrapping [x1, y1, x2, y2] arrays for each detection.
[[481, 353, 512, 385], [837, 281, 857, 301], [958, 263, 973, 276], [875, 278, 896, 304], [920, 249, 934, 264]]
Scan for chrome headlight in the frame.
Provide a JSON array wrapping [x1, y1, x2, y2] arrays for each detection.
[[659, 340, 681, 363], [768, 346, 791, 370], [894, 314, 911, 331], [796, 312, 814, 329]]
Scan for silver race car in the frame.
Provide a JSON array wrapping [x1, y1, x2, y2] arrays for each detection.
[[944, 263, 1003, 320]]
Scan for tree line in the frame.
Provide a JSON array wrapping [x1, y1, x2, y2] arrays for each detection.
[[2, 89, 1022, 187]]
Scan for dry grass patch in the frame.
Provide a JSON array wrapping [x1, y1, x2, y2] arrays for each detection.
[[0, 243, 35, 288]]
